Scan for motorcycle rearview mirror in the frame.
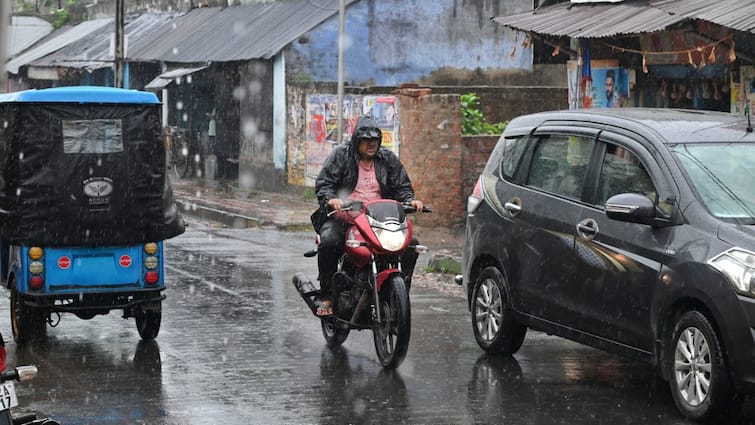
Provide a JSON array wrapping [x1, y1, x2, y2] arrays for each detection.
[[16, 366, 38, 381]]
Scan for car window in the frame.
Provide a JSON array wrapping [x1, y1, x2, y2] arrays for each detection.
[[499, 135, 530, 180], [672, 143, 755, 223], [596, 144, 657, 206], [526, 135, 592, 199]]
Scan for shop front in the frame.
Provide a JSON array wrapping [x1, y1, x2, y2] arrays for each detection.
[[494, 1, 755, 115]]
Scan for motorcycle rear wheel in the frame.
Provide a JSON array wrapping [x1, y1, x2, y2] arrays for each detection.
[[321, 317, 350, 347], [373, 275, 411, 368]]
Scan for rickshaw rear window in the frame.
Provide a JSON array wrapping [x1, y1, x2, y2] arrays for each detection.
[[63, 119, 123, 154]]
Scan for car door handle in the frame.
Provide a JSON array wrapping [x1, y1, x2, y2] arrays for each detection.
[[504, 197, 522, 217], [576, 218, 599, 240]]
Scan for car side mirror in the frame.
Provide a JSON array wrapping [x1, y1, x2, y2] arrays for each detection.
[[605, 193, 656, 225]]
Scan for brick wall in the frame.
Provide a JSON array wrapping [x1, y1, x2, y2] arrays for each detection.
[[396, 89, 464, 229], [289, 84, 549, 229], [462, 135, 500, 202], [397, 89, 502, 229]]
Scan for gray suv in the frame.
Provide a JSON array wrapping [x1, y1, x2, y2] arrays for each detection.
[[459, 108, 755, 420]]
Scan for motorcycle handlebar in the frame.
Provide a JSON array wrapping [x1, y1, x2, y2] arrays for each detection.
[[326, 201, 432, 216], [402, 204, 432, 214]]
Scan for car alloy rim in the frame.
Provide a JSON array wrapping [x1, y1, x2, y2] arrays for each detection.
[[674, 327, 711, 407], [475, 278, 503, 343]]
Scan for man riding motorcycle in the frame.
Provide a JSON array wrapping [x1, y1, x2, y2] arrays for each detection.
[[312, 115, 424, 316]]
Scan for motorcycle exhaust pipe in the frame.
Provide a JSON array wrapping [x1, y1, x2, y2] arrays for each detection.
[[292, 272, 320, 316]]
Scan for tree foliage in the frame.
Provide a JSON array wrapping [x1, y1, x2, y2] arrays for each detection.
[[461, 93, 508, 135]]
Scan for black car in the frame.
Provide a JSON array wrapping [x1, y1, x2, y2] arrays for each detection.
[[459, 108, 755, 421]]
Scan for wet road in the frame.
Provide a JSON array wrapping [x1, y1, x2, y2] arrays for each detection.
[[1, 220, 754, 424]]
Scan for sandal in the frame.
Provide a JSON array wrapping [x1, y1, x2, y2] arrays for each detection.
[[316, 299, 333, 317]]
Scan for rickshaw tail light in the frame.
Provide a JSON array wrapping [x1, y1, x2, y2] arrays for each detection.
[[144, 271, 159, 285], [29, 276, 44, 289], [144, 242, 158, 255], [29, 261, 43, 275], [144, 256, 158, 270], [28, 247, 43, 260]]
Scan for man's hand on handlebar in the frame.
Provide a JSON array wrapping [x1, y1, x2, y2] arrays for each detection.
[[409, 199, 424, 212], [327, 198, 344, 213]]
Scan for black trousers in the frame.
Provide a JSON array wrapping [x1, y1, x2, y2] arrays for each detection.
[[317, 218, 419, 298]]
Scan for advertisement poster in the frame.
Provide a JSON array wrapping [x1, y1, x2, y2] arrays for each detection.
[[732, 65, 755, 115], [568, 60, 629, 109], [305, 94, 399, 185]]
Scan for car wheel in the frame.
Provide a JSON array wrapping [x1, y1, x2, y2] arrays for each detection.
[[471, 266, 526, 355], [667, 310, 732, 421]]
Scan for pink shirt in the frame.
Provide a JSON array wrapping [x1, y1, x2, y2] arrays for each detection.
[[336, 162, 381, 222], [350, 162, 382, 202]]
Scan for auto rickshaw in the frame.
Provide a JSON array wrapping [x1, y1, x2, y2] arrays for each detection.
[[0, 86, 185, 343]]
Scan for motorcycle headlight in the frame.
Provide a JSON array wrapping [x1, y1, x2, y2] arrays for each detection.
[[374, 228, 408, 252], [708, 248, 755, 296]]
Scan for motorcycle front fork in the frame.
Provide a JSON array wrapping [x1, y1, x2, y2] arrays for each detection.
[[371, 255, 381, 324]]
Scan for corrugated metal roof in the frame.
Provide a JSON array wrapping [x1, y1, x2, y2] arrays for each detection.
[[132, 0, 349, 62], [5, 19, 112, 74], [29, 13, 180, 70], [652, 0, 755, 33], [144, 66, 208, 89], [22, 0, 348, 72], [8, 16, 53, 57], [492, 1, 686, 38]]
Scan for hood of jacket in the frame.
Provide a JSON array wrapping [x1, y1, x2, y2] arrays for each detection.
[[349, 115, 382, 150]]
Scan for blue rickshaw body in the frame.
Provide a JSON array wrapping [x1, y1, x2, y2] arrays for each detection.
[[0, 86, 184, 341]]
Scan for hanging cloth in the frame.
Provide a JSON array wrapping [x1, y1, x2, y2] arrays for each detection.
[[581, 40, 593, 108]]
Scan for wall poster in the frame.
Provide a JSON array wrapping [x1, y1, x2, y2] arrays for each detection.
[[305, 94, 399, 186], [568, 59, 630, 109]]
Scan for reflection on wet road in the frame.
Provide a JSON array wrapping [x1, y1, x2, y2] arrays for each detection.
[[0, 220, 753, 424]]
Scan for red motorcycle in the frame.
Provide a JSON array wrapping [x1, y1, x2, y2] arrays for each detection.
[[0, 335, 60, 425], [293, 199, 430, 368]]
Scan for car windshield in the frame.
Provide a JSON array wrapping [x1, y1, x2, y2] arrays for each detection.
[[672, 143, 755, 224]]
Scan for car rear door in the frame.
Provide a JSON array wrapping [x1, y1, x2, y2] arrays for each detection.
[[502, 129, 598, 325]]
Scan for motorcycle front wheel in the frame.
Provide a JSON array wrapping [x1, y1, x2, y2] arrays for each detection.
[[373, 275, 411, 368]]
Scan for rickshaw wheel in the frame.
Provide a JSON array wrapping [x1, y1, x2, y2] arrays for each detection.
[[10, 285, 47, 344], [135, 302, 161, 340]]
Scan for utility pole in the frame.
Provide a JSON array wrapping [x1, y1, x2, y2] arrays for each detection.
[[114, 0, 125, 88], [336, 0, 345, 144], [0, 0, 9, 93]]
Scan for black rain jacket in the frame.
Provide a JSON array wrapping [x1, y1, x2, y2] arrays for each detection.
[[312, 116, 415, 232]]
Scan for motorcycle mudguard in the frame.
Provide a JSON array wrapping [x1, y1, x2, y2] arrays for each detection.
[[376, 268, 402, 291]]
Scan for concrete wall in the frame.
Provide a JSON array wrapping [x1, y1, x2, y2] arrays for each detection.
[[238, 60, 280, 191], [286, 0, 533, 86]]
